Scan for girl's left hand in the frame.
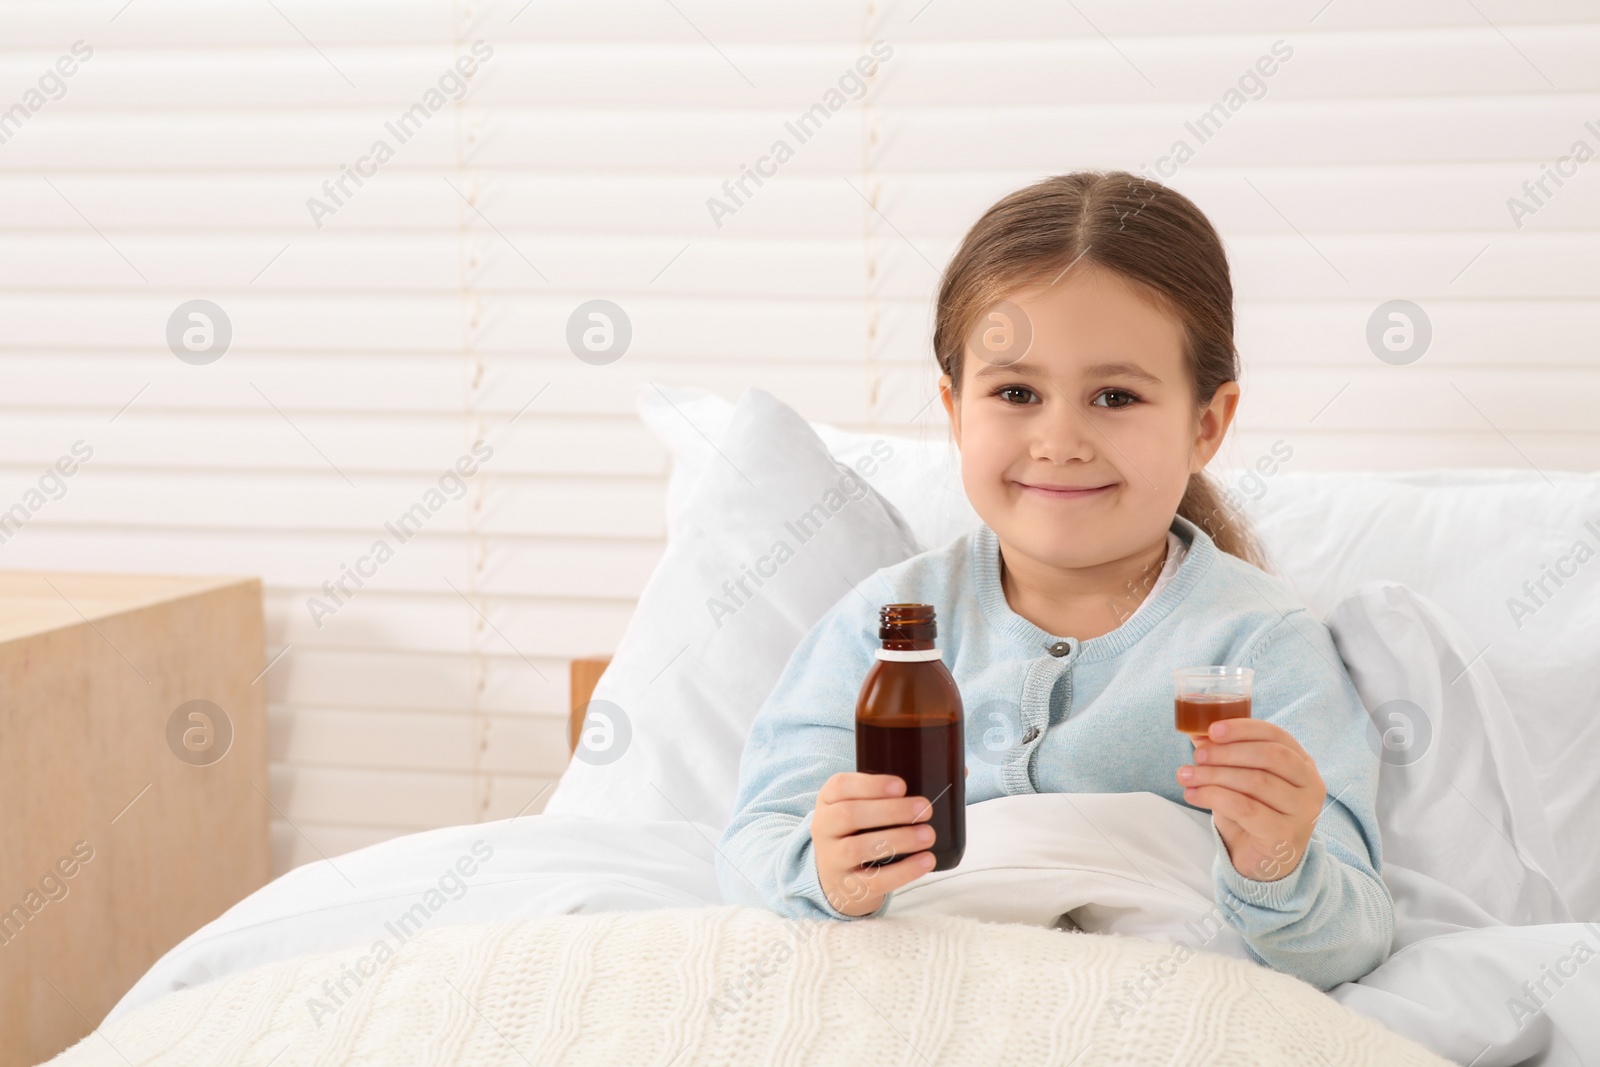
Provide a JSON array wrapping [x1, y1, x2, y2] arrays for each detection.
[[1177, 718, 1325, 883]]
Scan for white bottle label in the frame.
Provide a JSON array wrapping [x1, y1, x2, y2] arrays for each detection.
[[875, 648, 942, 661]]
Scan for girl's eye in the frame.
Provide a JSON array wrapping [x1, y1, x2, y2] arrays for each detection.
[[992, 385, 1037, 405], [1092, 389, 1141, 409]]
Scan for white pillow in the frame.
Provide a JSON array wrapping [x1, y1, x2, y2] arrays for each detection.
[[1323, 579, 1572, 933], [639, 383, 979, 553], [1242, 472, 1600, 921], [634, 383, 738, 540], [543, 386, 921, 829], [810, 423, 979, 553]]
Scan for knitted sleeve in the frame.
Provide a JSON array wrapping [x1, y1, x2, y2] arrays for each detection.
[[1205, 608, 1395, 991], [716, 582, 894, 922]]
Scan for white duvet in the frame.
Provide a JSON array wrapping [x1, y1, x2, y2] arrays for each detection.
[[95, 792, 1600, 1067]]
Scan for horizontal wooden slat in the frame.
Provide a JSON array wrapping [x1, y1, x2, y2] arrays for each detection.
[[9, 96, 1600, 173], [0, 234, 878, 294], [0, 469, 671, 538], [293, 587, 845, 662], [1, 0, 1593, 50], [256, 586, 650, 659], [4, 29, 1597, 112], [0, 357, 878, 419], [268, 705, 571, 777], [0, 410, 661, 474], [255, 644, 576, 717], [270, 820, 404, 875], [0, 525, 667, 600], [1222, 429, 1597, 471], [268, 762, 476, 829], [0, 166, 1595, 234], [0, 295, 873, 358], [268, 768, 555, 869], [265, 763, 559, 832]]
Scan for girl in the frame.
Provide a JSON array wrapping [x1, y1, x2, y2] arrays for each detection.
[[716, 171, 1393, 992]]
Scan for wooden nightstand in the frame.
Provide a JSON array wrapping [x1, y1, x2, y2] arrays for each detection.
[[0, 572, 271, 1067], [568, 655, 612, 755]]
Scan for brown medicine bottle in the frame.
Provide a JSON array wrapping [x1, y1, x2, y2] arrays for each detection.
[[855, 603, 966, 872]]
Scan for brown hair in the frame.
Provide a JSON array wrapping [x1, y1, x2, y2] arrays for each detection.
[[933, 170, 1268, 570]]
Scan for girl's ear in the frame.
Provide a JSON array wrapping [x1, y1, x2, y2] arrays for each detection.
[[1190, 380, 1241, 471], [938, 373, 961, 447]]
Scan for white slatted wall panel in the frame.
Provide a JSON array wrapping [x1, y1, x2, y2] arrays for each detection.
[[2, 0, 1595, 874]]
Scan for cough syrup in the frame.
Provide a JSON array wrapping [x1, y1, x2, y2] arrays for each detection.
[[855, 603, 966, 872]]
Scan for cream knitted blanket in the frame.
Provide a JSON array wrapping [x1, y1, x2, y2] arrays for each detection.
[[50, 906, 1450, 1066]]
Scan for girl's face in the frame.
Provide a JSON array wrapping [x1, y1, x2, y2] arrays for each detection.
[[939, 264, 1239, 574]]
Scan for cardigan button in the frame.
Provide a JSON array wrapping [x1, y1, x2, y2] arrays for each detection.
[[1022, 726, 1041, 743], [1048, 640, 1072, 657]]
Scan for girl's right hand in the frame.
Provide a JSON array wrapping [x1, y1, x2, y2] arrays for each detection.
[[812, 772, 938, 917]]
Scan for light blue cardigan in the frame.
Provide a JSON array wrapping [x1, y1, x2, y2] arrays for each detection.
[[716, 513, 1394, 991]]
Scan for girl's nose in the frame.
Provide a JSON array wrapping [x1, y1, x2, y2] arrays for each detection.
[[1028, 403, 1097, 464]]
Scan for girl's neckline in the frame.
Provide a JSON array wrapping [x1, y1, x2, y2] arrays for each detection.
[[972, 515, 1217, 663]]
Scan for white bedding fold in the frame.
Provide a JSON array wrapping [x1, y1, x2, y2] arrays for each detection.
[[885, 792, 1254, 965]]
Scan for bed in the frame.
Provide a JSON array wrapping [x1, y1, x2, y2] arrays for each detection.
[[46, 384, 1600, 1066]]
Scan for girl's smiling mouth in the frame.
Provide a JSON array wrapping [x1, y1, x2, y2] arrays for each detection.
[[1013, 480, 1117, 500]]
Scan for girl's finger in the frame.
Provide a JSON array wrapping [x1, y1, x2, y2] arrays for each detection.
[[1192, 741, 1315, 790], [1204, 718, 1310, 759], [817, 797, 933, 841], [831, 851, 935, 906], [1180, 764, 1300, 816], [819, 772, 908, 803], [1183, 783, 1300, 843], [842, 823, 938, 869]]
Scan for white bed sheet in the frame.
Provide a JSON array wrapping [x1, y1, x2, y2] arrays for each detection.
[[108, 805, 1600, 1067]]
